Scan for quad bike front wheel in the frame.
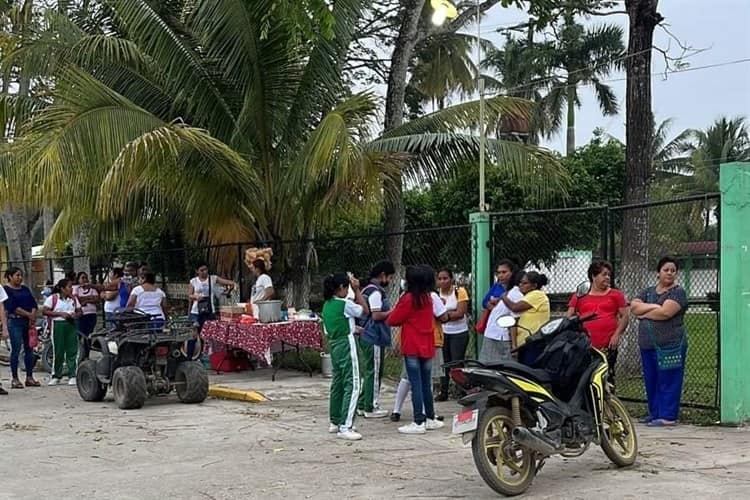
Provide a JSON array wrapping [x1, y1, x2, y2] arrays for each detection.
[[600, 396, 638, 467], [175, 361, 209, 404], [112, 366, 147, 409], [472, 406, 536, 497], [77, 360, 107, 402]]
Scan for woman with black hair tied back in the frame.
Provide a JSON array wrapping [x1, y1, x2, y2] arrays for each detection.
[[501, 271, 551, 365], [321, 272, 369, 441], [386, 265, 446, 435]]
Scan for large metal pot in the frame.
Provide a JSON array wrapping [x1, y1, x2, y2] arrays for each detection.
[[255, 300, 282, 323]]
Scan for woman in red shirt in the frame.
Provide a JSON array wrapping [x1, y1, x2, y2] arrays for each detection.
[[387, 265, 446, 435], [567, 260, 629, 385]]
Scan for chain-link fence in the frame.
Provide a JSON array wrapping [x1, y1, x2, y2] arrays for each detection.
[[2, 196, 720, 411], [489, 194, 720, 412], [610, 195, 720, 411]]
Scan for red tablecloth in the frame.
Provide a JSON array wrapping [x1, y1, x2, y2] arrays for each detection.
[[202, 320, 322, 362]]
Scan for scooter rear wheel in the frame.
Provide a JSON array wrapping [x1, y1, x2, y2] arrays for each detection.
[[472, 406, 536, 496]]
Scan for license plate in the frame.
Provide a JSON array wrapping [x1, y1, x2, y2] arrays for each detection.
[[452, 409, 479, 434]]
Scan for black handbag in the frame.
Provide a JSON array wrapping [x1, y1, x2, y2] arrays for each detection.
[[197, 274, 213, 316]]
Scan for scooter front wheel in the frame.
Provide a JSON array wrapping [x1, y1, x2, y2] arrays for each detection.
[[600, 396, 638, 467], [471, 406, 536, 496]]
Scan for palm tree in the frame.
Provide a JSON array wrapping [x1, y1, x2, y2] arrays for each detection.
[[5, 0, 565, 306], [546, 17, 625, 156], [657, 116, 749, 195], [408, 32, 479, 111], [482, 34, 563, 142], [487, 18, 624, 155]]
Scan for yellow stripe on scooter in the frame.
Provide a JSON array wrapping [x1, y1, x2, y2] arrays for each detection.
[[507, 376, 553, 399]]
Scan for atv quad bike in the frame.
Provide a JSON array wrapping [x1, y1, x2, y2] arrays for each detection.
[[76, 310, 209, 409]]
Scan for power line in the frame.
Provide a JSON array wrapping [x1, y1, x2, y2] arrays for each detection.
[[484, 57, 750, 99]]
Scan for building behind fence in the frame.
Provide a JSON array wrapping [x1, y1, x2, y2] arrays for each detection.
[[3, 195, 720, 413]]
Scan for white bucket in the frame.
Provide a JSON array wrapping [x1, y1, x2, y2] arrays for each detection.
[[320, 352, 333, 378]]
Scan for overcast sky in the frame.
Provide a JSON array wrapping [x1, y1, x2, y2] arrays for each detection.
[[462, 0, 750, 153]]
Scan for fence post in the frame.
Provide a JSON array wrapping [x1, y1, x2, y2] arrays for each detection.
[[719, 162, 750, 424], [470, 212, 491, 357]]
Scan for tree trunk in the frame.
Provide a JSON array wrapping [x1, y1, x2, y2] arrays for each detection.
[[1, 207, 34, 276], [42, 208, 56, 280], [566, 82, 576, 156], [71, 222, 92, 276], [286, 240, 314, 309], [619, 0, 663, 375], [383, 0, 426, 278]]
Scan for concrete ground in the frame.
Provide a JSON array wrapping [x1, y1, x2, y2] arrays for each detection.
[[1, 369, 749, 500]]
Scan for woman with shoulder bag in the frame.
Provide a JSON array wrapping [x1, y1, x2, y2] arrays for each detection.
[[630, 256, 688, 427], [4, 268, 40, 389], [188, 262, 236, 328]]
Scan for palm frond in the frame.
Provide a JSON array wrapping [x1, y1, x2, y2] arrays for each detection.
[[281, 0, 367, 153], [98, 123, 261, 238], [381, 96, 533, 138], [592, 80, 619, 116], [367, 132, 568, 205], [103, 0, 238, 139]]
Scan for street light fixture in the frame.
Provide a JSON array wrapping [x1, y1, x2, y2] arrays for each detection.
[[430, 0, 486, 212], [430, 0, 458, 26]]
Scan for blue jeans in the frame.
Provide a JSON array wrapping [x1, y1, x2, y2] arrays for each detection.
[[640, 344, 687, 421], [76, 314, 97, 361], [404, 356, 435, 425], [9, 318, 35, 379], [105, 312, 115, 330]]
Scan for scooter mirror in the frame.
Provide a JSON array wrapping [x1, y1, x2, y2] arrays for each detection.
[[575, 281, 591, 298], [496, 316, 516, 328]]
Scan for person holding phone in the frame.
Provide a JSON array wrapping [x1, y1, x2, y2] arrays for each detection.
[[321, 272, 369, 441]]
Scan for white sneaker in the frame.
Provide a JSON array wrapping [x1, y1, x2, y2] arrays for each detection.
[[356, 409, 365, 416], [364, 409, 389, 419], [48, 378, 61, 386], [68, 377, 77, 386], [336, 429, 362, 441], [398, 422, 426, 434], [425, 418, 445, 430], [328, 423, 339, 433]]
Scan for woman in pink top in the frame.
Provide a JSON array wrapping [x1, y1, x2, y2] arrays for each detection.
[[73, 272, 100, 361]]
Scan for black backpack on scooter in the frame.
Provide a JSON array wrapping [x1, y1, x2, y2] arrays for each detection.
[[532, 328, 592, 400]]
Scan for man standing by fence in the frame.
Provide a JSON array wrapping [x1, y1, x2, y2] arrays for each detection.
[[357, 261, 396, 418]]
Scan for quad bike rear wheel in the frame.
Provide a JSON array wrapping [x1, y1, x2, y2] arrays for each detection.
[[175, 361, 209, 404], [112, 366, 147, 409], [472, 406, 536, 496], [77, 360, 107, 402]]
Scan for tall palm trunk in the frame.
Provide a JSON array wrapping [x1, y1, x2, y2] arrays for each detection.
[[566, 81, 576, 156]]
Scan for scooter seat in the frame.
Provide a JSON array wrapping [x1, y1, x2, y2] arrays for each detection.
[[489, 360, 551, 384]]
